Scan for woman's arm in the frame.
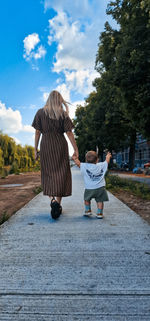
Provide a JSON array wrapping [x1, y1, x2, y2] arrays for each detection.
[[66, 131, 79, 158], [34, 129, 41, 160]]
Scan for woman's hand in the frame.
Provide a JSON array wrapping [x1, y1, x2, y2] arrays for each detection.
[[72, 154, 77, 161], [35, 150, 39, 160], [72, 153, 80, 167]]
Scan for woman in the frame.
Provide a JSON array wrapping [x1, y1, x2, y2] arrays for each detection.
[[32, 90, 79, 219]]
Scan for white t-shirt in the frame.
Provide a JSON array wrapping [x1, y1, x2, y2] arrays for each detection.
[[80, 161, 108, 189]]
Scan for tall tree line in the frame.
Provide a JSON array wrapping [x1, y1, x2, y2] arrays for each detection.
[[0, 132, 39, 174], [74, 0, 150, 169]]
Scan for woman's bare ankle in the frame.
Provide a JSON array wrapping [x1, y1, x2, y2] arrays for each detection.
[[56, 197, 62, 204]]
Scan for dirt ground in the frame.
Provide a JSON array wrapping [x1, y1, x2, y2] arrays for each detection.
[[111, 190, 150, 225], [0, 172, 41, 224], [0, 171, 150, 225]]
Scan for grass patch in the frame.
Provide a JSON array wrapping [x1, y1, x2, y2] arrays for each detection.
[[106, 174, 150, 200], [0, 211, 9, 225], [33, 185, 43, 195]]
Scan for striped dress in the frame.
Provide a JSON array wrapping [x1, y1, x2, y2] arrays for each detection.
[[32, 108, 74, 197]]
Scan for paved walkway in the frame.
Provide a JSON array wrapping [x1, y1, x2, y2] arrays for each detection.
[[0, 167, 150, 320]]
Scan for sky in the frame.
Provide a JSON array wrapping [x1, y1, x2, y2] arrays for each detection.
[[0, 0, 116, 153]]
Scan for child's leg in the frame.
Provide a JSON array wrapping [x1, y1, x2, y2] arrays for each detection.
[[97, 202, 103, 211], [96, 202, 104, 218], [84, 200, 92, 215]]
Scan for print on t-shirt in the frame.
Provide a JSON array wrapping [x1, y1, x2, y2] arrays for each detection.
[[86, 168, 104, 181], [80, 161, 108, 189]]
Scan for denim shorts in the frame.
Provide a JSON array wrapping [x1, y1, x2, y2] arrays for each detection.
[[84, 186, 109, 202]]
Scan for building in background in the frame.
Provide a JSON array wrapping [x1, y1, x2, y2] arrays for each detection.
[[114, 136, 150, 168]]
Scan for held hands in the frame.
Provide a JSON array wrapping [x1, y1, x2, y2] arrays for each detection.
[[72, 154, 78, 161], [72, 152, 80, 167]]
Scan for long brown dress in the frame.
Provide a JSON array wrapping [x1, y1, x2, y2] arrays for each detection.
[[32, 108, 74, 197]]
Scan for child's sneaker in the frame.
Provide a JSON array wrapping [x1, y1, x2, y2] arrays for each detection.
[[96, 213, 103, 219], [84, 210, 92, 216]]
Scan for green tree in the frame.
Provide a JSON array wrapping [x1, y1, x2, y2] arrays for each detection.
[[74, 77, 130, 163], [0, 147, 4, 169], [95, 0, 150, 169], [7, 138, 16, 165], [0, 133, 9, 165], [26, 145, 35, 166], [0, 132, 37, 172]]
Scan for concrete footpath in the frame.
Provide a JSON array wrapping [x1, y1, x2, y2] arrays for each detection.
[[0, 167, 150, 320]]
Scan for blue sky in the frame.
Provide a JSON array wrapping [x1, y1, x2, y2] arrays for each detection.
[[0, 0, 117, 151]]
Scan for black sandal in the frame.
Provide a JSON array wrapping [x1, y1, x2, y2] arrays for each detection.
[[50, 198, 62, 219]]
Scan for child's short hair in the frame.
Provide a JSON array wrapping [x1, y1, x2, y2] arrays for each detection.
[[85, 151, 98, 163]]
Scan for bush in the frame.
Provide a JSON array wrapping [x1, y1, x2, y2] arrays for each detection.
[[0, 168, 8, 178], [33, 162, 41, 172], [106, 174, 150, 200], [0, 211, 9, 225], [33, 185, 43, 194]]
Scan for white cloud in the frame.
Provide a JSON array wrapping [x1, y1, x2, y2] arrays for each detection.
[[69, 100, 85, 119], [44, 0, 89, 17], [0, 101, 22, 134], [44, 0, 107, 22], [23, 33, 46, 62], [19, 134, 35, 147], [44, 1, 118, 98], [0, 101, 35, 136], [47, 10, 99, 95], [64, 69, 98, 96], [48, 11, 96, 72], [33, 45, 46, 59], [37, 1, 114, 119], [23, 33, 40, 59], [22, 125, 35, 133], [56, 83, 70, 101]]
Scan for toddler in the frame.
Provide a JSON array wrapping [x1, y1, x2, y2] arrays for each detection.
[[72, 151, 111, 218]]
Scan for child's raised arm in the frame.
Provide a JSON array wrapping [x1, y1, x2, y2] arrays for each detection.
[[72, 155, 81, 167], [106, 152, 112, 163]]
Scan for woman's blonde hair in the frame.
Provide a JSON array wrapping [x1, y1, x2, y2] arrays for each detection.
[[44, 90, 69, 120]]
